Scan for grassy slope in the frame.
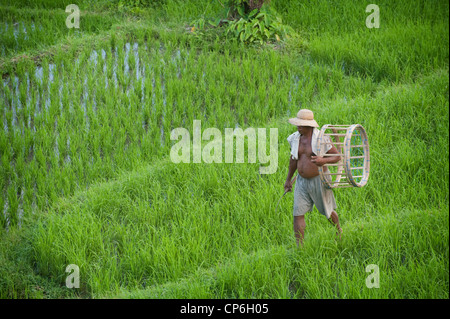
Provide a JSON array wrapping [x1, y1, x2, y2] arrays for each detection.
[[24, 68, 448, 298], [0, 0, 448, 298]]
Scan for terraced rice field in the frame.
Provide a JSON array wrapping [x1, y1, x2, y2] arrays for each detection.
[[0, 0, 448, 300]]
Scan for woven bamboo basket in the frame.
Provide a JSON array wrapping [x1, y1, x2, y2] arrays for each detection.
[[315, 124, 370, 189]]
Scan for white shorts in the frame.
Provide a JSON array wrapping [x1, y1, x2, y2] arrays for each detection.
[[293, 174, 337, 219]]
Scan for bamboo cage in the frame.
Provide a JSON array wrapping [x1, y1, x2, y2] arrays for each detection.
[[315, 124, 370, 189]]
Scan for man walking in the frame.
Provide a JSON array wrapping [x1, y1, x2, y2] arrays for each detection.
[[284, 109, 342, 246]]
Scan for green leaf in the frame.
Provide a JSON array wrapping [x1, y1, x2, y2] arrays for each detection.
[[237, 6, 245, 18], [208, 17, 222, 27], [256, 12, 265, 19], [248, 9, 258, 19], [259, 21, 265, 33], [237, 22, 243, 33], [245, 24, 251, 38]]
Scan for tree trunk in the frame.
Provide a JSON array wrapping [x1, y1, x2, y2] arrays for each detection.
[[247, 0, 269, 11]]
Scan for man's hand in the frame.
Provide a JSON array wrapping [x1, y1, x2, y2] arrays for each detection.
[[284, 179, 294, 193], [311, 155, 327, 167]]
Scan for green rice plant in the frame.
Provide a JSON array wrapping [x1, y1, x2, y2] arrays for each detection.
[[27, 146, 448, 298], [0, 5, 120, 61], [6, 183, 18, 227], [0, 196, 5, 229], [127, 46, 137, 74], [271, 0, 449, 82]]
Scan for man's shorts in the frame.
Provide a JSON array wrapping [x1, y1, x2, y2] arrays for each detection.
[[293, 174, 337, 219]]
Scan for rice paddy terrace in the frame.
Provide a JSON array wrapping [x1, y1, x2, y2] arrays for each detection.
[[0, 0, 448, 299]]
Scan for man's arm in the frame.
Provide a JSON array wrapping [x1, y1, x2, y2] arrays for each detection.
[[284, 155, 297, 192], [311, 146, 341, 166]]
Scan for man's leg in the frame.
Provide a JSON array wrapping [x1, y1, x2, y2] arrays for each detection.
[[311, 176, 341, 238], [294, 215, 306, 247], [328, 210, 342, 239], [293, 175, 312, 246]]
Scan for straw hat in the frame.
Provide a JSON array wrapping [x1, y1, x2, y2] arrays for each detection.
[[288, 109, 319, 127]]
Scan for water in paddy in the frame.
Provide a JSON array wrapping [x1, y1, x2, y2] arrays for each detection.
[[1, 41, 301, 229]]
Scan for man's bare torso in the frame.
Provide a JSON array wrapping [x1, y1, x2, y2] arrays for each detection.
[[297, 134, 320, 179]]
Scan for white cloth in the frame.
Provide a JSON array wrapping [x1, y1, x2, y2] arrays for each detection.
[[287, 128, 332, 160]]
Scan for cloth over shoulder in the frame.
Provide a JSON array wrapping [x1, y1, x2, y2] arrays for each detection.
[[287, 128, 333, 160]]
